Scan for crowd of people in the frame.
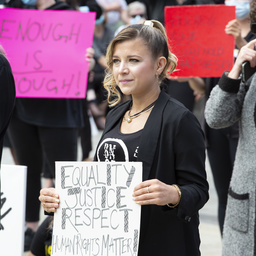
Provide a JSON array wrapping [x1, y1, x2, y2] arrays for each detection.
[[1, 0, 256, 255]]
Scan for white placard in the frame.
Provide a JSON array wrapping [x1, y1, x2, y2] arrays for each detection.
[[0, 164, 27, 256], [52, 161, 142, 256]]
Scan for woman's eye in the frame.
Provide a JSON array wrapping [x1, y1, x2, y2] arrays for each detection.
[[130, 59, 139, 63], [112, 59, 120, 64]]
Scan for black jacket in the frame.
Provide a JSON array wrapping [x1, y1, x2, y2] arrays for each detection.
[[0, 54, 15, 165], [95, 90, 209, 255]]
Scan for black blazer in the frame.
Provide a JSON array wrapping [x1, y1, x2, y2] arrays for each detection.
[[0, 54, 15, 165], [95, 90, 209, 255]]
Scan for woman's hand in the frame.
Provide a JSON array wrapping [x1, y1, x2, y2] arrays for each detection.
[[39, 188, 60, 213], [225, 19, 247, 50], [229, 39, 256, 79], [85, 47, 95, 72], [132, 179, 180, 206]]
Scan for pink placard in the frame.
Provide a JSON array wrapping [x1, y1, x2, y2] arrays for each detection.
[[165, 5, 236, 77], [0, 8, 95, 98]]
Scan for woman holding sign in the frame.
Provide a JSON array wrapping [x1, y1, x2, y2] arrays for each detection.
[[40, 20, 209, 255]]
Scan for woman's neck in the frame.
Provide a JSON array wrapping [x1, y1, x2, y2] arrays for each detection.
[[37, 0, 56, 10], [131, 89, 160, 114]]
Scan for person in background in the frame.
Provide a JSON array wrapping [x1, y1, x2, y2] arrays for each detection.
[[205, 34, 256, 255], [5, 0, 98, 251], [28, 47, 96, 256], [87, 6, 114, 130], [39, 20, 209, 256], [191, 0, 255, 234], [96, 0, 129, 30], [115, 1, 147, 35]]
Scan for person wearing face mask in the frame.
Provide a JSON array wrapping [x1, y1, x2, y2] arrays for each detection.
[[114, 1, 147, 36], [225, 0, 254, 50]]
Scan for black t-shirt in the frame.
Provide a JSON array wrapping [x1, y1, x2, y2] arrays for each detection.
[[30, 216, 53, 256], [96, 119, 142, 162]]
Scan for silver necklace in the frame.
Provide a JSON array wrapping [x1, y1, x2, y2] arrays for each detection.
[[123, 100, 157, 123]]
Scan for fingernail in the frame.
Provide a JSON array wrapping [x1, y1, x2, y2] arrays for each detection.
[[54, 204, 59, 208], [55, 199, 59, 203]]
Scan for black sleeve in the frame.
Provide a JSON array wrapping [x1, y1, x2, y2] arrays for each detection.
[[30, 217, 53, 256]]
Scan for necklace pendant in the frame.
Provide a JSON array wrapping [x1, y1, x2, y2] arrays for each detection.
[[127, 117, 132, 123]]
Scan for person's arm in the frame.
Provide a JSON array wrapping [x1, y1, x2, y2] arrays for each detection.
[[187, 77, 205, 95], [133, 110, 209, 219], [173, 111, 209, 219], [205, 39, 256, 129], [225, 19, 247, 50]]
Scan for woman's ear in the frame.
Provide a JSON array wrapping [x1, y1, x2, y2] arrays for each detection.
[[156, 56, 167, 76]]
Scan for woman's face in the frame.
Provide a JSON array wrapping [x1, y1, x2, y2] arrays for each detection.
[[112, 38, 162, 98]]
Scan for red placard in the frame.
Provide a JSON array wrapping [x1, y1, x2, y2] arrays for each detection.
[[165, 5, 236, 77]]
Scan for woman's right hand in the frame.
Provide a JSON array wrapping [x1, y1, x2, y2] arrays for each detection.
[[39, 188, 60, 213], [229, 39, 256, 79]]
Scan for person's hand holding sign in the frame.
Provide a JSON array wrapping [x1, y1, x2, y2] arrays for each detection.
[[39, 188, 59, 213], [133, 179, 181, 207]]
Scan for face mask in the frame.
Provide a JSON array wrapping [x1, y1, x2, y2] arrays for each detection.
[[79, 6, 89, 12], [225, 0, 250, 20], [95, 15, 105, 25], [21, 0, 37, 6], [130, 15, 144, 25]]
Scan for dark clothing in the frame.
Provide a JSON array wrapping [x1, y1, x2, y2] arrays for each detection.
[[202, 31, 256, 233], [96, 118, 142, 162], [30, 217, 53, 256], [143, 0, 196, 25], [8, 115, 78, 221], [95, 90, 209, 255], [206, 127, 238, 232], [165, 79, 195, 111], [0, 54, 15, 164]]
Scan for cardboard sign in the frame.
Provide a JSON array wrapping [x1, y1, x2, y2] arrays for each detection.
[[0, 164, 27, 256], [0, 8, 95, 98], [165, 5, 236, 77], [52, 161, 142, 256]]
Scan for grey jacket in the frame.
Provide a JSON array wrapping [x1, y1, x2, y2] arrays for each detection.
[[205, 72, 256, 256]]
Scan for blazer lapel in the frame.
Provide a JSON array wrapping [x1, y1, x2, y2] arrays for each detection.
[[138, 90, 169, 180]]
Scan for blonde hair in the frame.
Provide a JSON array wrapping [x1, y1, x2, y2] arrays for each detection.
[[0, 44, 6, 57], [104, 20, 177, 107]]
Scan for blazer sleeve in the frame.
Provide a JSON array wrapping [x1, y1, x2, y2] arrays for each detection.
[[205, 72, 247, 129], [172, 110, 209, 221]]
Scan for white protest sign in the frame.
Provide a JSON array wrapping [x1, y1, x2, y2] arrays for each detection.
[[0, 164, 27, 256], [52, 161, 142, 256]]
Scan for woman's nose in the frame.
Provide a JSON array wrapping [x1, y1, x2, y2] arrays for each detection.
[[119, 62, 129, 73]]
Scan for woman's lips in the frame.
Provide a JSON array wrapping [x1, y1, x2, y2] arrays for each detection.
[[119, 79, 132, 84]]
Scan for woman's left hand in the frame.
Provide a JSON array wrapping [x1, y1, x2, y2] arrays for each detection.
[[132, 179, 180, 206]]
